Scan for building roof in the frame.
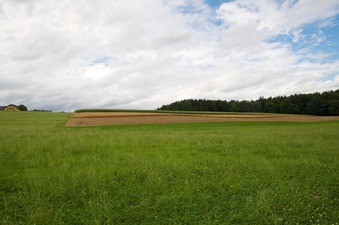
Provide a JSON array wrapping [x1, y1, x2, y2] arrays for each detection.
[[0, 105, 19, 110]]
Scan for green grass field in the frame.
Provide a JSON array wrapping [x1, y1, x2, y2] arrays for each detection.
[[0, 111, 338, 224]]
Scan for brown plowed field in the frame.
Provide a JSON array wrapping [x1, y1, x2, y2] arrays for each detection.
[[65, 112, 339, 126]]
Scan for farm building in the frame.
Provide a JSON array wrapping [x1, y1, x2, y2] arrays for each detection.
[[0, 104, 20, 111]]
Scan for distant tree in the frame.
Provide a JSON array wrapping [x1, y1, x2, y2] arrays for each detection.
[[238, 100, 252, 112], [18, 104, 28, 111], [228, 100, 238, 112], [328, 100, 339, 115], [306, 96, 328, 115], [258, 96, 265, 112], [291, 94, 311, 114], [279, 98, 293, 114], [216, 100, 229, 111], [322, 90, 339, 101], [265, 101, 278, 113], [157, 89, 339, 116]]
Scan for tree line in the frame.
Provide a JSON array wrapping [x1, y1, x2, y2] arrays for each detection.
[[157, 89, 339, 116]]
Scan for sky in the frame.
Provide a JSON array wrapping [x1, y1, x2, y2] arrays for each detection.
[[0, 0, 339, 112]]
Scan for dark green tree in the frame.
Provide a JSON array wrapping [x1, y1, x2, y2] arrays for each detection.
[[279, 98, 292, 113], [328, 100, 339, 115], [18, 104, 28, 111], [157, 89, 339, 116], [306, 96, 328, 115]]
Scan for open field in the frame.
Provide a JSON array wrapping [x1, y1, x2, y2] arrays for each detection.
[[66, 111, 339, 126], [1, 111, 338, 224]]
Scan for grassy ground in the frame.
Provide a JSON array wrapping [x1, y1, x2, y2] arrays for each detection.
[[0, 111, 338, 224]]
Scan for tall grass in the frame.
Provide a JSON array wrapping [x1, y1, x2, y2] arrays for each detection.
[[0, 111, 338, 224]]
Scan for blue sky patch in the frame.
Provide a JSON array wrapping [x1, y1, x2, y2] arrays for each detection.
[[205, 0, 232, 9], [90, 56, 111, 66], [267, 18, 339, 64]]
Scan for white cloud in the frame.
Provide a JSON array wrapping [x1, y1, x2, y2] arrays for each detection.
[[0, 0, 338, 111]]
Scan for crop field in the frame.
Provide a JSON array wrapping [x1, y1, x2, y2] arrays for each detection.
[[67, 111, 339, 126], [1, 111, 338, 224]]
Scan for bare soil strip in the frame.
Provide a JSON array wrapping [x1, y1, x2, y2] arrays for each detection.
[[65, 112, 339, 126]]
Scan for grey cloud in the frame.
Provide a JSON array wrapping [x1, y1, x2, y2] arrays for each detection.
[[0, 0, 338, 111]]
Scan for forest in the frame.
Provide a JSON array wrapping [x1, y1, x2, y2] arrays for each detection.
[[157, 89, 339, 116]]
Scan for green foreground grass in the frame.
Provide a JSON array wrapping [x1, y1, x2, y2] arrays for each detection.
[[0, 111, 338, 224]]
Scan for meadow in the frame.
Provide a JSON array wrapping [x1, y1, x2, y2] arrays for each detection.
[[0, 111, 338, 224]]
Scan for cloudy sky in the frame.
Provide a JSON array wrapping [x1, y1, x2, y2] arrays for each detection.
[[1, 0, 339, 111]]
